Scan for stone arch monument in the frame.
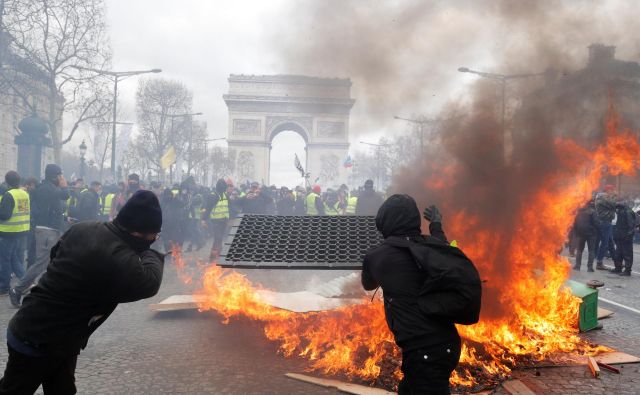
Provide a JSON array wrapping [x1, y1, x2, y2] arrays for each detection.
[[223, 75, 354, 186]]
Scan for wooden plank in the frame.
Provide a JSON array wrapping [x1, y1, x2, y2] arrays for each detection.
[[588, 357, 600, 378], [594, 351, 640, 365], [148, 294, 206, 312], [285, 373, 393, 395], [597, 307, 614, 319], [502, 379, 536, 395]]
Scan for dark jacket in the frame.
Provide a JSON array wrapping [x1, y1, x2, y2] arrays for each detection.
[[361, 194, 459, 352], [241, 190, 271, 214], [355, 189, 384, 216], [613, 204, 637, 239], [31, 179, 69, 230], [573, 205, 599, 238], [8, 221, 164, 356], [276, 194, 295, 216], [76, 189, 100, 221], [595, 196, 616, 223]]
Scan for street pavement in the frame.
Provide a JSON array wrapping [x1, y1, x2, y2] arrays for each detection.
[[0, 243, 639, 394]]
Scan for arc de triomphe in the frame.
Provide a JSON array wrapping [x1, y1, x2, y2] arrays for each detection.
[[223, 74, 354, 186]]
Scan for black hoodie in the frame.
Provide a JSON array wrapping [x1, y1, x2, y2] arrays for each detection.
[[8, 221, 164, 356], [362, 194, 459, 351]]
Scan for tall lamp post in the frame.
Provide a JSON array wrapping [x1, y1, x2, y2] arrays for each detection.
[[457, 66, 544, 161], [74, 66, 162, 180], [394, 115, 445, 156], [79, 140, 87, 178], [360, 141, 391, 189]]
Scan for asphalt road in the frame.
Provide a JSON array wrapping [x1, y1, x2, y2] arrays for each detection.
[[0, 243, 639, 394]]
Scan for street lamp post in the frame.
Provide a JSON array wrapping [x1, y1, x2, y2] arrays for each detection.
[[79, 139, 87, 178], [457, 66, 544, 161], [74, 66, 162, 180], [360, 141, 391, 189], [394, 115, 445, 156]]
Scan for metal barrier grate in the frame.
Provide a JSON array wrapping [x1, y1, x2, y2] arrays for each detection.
[[219, 215, 383, 269]]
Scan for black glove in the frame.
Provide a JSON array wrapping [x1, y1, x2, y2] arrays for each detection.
[[423, 205, 442, 223]]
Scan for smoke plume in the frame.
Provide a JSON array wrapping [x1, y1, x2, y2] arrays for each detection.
[[275, 0, 640, 319]]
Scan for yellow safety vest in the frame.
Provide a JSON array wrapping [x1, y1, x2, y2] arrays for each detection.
[[0, 188, 31, 233], [210, 193, 229, 220], [102, 193, 114, 216], [306, 192, 320, 216], [346, 196, 358, 215], [325, 202, 339, 216]]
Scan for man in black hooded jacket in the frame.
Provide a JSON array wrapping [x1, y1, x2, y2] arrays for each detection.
[[0, 190, 165, 394], [362, 194, 460, 395]]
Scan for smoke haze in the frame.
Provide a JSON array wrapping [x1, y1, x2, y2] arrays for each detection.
[[275, 0, 640, 318]]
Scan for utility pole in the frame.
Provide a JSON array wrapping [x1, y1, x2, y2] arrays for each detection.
[[360, 141, 391, 189], [457, 66, 545, 162], [394, 115, 446, 156], [74, 66, 162, 180]]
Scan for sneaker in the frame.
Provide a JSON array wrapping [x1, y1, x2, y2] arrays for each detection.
[[587, 267, 595, 273], [609, 267, 622, 274], [572, 265, 581, 271], [618, 271, 631, 277], [9, 288, 21, 308], [596, 262, 607, 270]]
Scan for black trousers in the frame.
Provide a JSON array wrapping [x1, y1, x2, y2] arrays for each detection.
[[0, 345, 78, 395], [575, 235, 597, 268], [613, 235, 633, 271], [398, 339, 461, 395]]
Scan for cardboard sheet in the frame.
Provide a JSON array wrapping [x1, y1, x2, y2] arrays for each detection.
[[150, 292, 363, 313]]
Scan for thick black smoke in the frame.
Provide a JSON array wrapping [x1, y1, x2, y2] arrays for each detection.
[[274, 0, 639, 318]]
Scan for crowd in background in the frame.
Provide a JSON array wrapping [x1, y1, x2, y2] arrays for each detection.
[[570, 184, 640, 276], [0, 164, 386, 307]]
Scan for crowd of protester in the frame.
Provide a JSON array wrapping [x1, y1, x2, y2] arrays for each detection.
[[0, 164, 386, 307], [569, 184, 639, 276]]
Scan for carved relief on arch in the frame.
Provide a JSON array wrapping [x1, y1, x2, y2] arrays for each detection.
[[317, 121, 345, 138], [237, 151, 255, 181], [319, 154, 340, 183], [233, 119, 261, 136]]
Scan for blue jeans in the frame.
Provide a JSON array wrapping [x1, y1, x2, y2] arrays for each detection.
[[596, 222, 613, 262], [0, 236, 27, 292]]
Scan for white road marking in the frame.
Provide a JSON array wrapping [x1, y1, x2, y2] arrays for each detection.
[[599, 297, 640, 316]]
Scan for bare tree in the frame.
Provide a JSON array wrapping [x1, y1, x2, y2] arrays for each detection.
[[209, 146, 233, 185], [135, 78, 193, 180], [1, 0, 111, 162]]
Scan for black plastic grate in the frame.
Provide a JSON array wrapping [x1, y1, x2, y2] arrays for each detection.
[[219, 215, 383, 269]]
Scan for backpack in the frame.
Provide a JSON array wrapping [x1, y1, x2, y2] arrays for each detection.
[[384, 236, 482, 325]]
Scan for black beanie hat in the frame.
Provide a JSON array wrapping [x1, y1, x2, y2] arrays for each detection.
[[45, 164, 62, 181], [115, 190, 162, 233]]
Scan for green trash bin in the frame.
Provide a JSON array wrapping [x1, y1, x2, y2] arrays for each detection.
[[565, 280, 599, 332]]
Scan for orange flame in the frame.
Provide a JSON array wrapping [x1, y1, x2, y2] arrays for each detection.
[[177, 105, 638, 391]]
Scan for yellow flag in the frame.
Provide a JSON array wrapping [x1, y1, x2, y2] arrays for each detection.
[[161, 145, 176, 169]]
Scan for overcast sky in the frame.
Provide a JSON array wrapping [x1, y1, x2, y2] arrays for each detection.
[[102, 0, 311, 186], [95, 0, 638, 186]]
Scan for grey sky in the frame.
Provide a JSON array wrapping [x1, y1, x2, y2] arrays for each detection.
[[94, 0, 638, 186]]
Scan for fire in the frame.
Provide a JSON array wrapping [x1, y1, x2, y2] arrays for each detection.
[[175, 105, 639, 391]]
